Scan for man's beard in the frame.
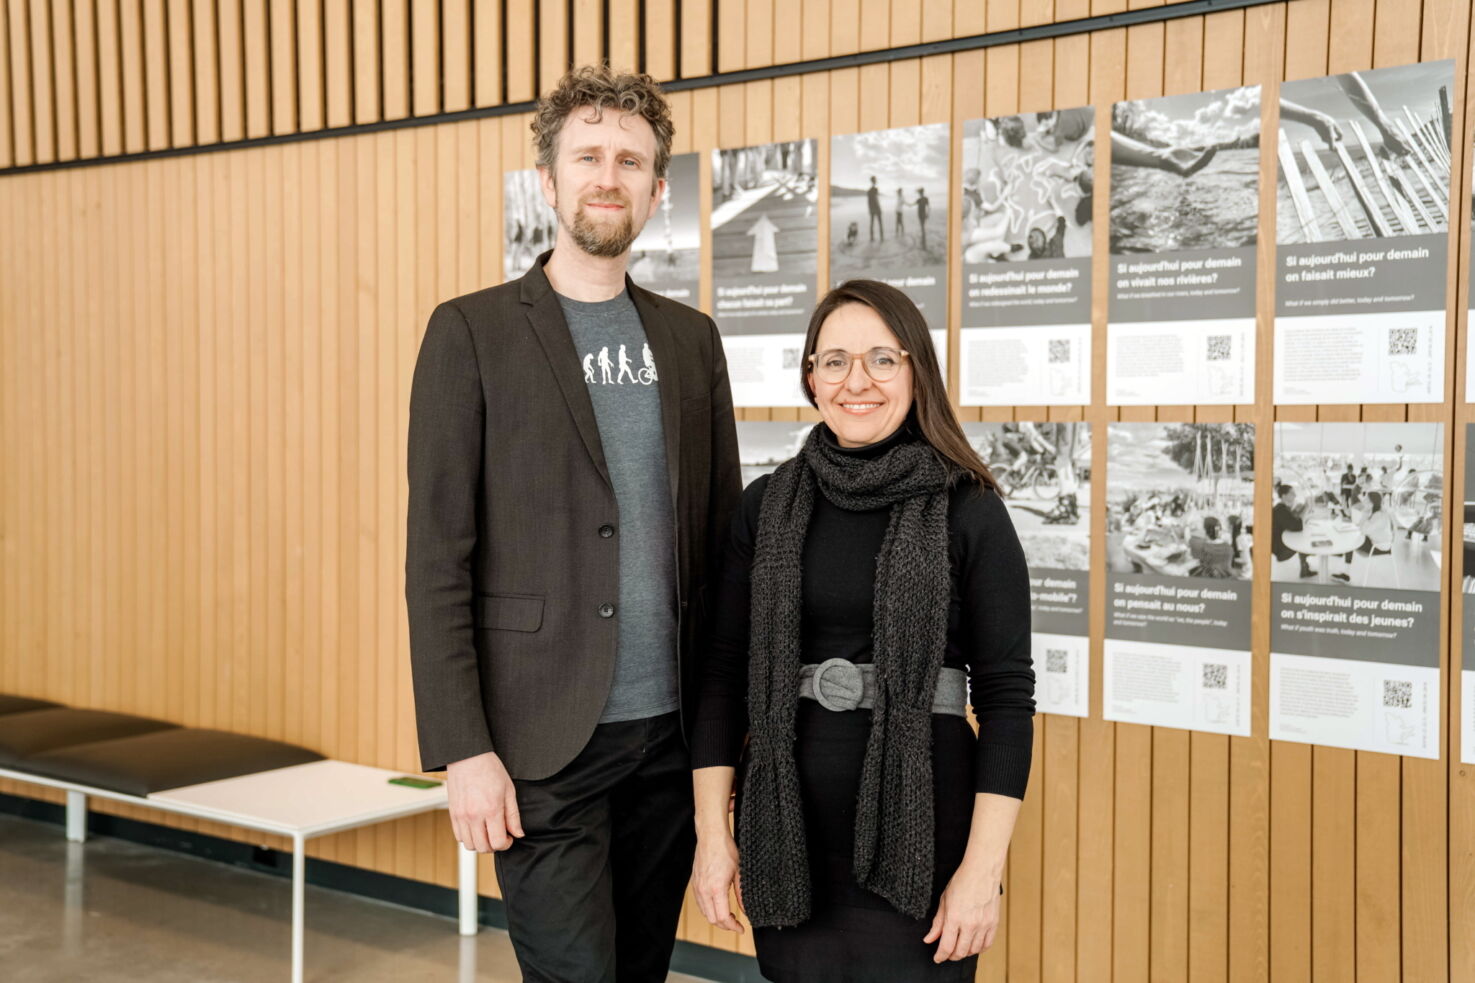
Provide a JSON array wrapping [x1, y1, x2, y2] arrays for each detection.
[[562, 192, 640, 258]]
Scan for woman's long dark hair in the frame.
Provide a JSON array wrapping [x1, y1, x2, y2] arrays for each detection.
[[800, 279, 999, 492]]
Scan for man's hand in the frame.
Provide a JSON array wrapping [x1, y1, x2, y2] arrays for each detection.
[[446, 751, 525, 852]]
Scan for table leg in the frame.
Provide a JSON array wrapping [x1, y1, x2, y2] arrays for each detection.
[[292, 834, 305, 983], [1318, 553, 1331, 585], [458, 844, 479, 936], [65, 791, 87, 843]]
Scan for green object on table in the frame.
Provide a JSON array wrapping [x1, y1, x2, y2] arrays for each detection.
[[388, 776, 442, 789]]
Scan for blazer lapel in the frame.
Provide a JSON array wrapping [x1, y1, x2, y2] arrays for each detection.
[[522, 261, 612, 486], [629, 281, 683, 504]]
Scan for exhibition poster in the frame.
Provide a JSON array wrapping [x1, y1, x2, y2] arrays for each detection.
[[1461, 425, 1474, 764], [736, 420, 815, 487], [627, 151, 701, 305], [964, 422, 1093, 717], [710, 140, 820, 407], [1104, 423, 1255, 735], [1269, 422, 1443, 758], [958, 109, 1094, 405], [831, 124, 950, 377], [1107, 87, 1261, 405], [504, 168, 558, 280], [1274, 61, 1454, 404]]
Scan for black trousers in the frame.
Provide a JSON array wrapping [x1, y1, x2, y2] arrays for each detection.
[[494, 711, 696, 983]]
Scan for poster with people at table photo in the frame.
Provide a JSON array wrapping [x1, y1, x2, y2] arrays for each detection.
[[1107, 87, 1261, 405], [964, 422, 1092, 717], [1269, 422, 1443, 758], [958, 109, 1094, 406], [1103, 422, 1255, 736], [710, 140, 819, 407], [626, 151, 701, 305]]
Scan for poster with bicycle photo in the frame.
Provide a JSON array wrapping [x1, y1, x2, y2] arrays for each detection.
[[1103, 423, 1255, 735], [958, 109, 1094, 406], [963, 422, 1092, 717], [1269, 422, 1443, 758], [1274, 61, 1454, 404], [710, 140, 820, 407], [1106, 87, 1261, 405], [831, 124, 950, 378]]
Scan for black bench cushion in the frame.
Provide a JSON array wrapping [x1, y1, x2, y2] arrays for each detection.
[[0, 708, 179, 767], [0, 694, 61, 716], [25, 728, 326, 797]]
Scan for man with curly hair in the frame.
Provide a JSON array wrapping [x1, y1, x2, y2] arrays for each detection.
[[406, 64, 741, 981]]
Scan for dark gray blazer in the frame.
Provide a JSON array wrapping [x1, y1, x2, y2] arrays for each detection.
[[405, 254, 742, 780]]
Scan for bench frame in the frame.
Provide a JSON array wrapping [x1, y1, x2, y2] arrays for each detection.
[[1, 765, 480, 983]]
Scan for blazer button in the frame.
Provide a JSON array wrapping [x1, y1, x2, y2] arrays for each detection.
[[599, 524, 615, 538], [599, 603, 616, 618]]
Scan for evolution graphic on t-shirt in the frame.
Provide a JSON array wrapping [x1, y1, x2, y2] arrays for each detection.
[[581, 343, 659, 385]]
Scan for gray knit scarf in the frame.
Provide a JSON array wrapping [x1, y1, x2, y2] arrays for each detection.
[[740, 424, 952, 926]]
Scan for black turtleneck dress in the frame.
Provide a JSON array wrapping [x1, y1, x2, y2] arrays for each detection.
[[690, 427, 1036, 982]]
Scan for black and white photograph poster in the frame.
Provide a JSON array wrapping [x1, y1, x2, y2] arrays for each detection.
[[1270, 422, 1443, 758], [504, 168, 558, 280], [959, 109, 1094, 405], [1275, 61, 1454, 405], [1463, 425, 1475, 764], [964, 422, 1092, 717], [627, 151, 701, 305], [831, 124, 950, 376], [710, 139, 820, 407], [1107, 87, 1261, 405], [736, 420, 817, 487], [1103, 423, 1255, 735]]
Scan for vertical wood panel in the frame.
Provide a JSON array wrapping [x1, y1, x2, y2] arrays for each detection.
[[352, 0, 380, 123], [472, 0, 501, 107], [217, 0, 244, 142], [267, 0, 294, 131], [27, 0, 55, 161], [190, 0, 218, 144], [241, 0, 269, 137], [411, 0, 439, 116], [297, 0, 325, 130], [640, 0, 670, 79], [505, 0, 535, 101], [381, 0, 409, 120], [572, 0, 602, 70], [51, 0, 76, 159], [538, 0, 568, 96], [8, 0, 35, 164], [442, 0, 470, 113]]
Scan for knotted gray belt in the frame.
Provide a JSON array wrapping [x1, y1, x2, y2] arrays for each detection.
[[798, 658, 968, 717]]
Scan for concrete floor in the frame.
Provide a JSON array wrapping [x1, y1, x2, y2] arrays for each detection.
[[0, 814, 713, 982]]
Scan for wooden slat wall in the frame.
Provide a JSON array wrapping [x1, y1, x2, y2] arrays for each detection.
[[3, 2, 1475, 980]]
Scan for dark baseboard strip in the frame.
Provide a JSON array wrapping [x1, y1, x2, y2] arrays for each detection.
[[0, 0, 1280, 178], [0, 789, 762, 983]]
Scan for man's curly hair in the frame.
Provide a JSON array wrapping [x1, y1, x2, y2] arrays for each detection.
[[532, 65, 675, 179]]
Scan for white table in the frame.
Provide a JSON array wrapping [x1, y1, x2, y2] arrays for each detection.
[[4, 759, 478, 983], [1283, 524, 1365, 584]]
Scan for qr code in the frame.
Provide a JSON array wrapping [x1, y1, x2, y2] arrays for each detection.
[[1206, 335, 1232, 361], [1202, 663, 1228, 689], [1045, 649, 1070, 673], [1388, 328, 1418, 355], [1047, 339, 1071, 364], [1382, 679, 1412, 709], [782, 348, 801, 369]]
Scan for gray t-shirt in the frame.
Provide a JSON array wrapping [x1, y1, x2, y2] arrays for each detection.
[[557, 290, 679, 723]]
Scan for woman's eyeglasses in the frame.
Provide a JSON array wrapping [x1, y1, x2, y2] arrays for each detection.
[[806, 347, 911, 383]]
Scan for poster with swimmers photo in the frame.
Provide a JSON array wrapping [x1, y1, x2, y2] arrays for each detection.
[[958, 109, 1094, 406], [963, 422, 1092, 717], [504, 168, 558, 280], [1106, 87, 1261, 405], [830, 124, 950, 377], [1463, 425, 1475, 764], [1269, 422, 1443, 758], [1103, 423, 1255, 735], [627, 151, 701, 305], [710, 140, 820, 407], [1274, 61, 1454, 405]]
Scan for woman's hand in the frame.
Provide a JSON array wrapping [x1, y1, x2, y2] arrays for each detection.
[[692, 831, 745, 933], [923, 865, 1001, 962]]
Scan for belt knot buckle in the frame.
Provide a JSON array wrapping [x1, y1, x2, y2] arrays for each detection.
[[812, 658, 864, 712]]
